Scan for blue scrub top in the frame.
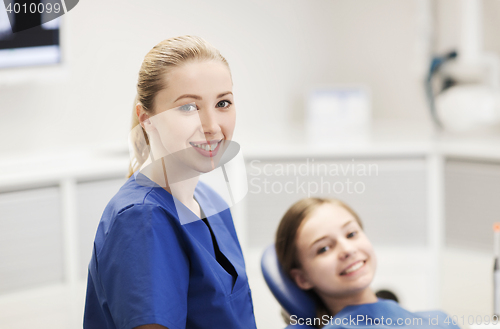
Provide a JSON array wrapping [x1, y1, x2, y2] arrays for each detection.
[[84, 174, 257, 329], [285, 299, 460, 329]]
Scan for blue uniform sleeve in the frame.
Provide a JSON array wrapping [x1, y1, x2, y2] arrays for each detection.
[[97, 204, 189, 329]]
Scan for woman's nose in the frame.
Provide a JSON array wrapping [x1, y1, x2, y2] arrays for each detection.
[[337, 239, 356, 260], [200, 108, 221, 136]]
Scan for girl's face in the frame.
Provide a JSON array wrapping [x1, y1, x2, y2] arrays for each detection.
[[144, 60, 235, 173], [291, 203, 377, 299]]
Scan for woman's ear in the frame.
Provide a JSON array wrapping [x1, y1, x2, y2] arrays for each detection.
[[136, 103, 154, 131], [290, 268, 314, 290]]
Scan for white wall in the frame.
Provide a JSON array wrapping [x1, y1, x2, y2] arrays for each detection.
[[0, 0, 437, 155], [483, 0, 500, 55], [435, 0, 500, 56]]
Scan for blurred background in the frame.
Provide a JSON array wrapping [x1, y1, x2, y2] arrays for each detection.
[[1, 0, 500, 328]]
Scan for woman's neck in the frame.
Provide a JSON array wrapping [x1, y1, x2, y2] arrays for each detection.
[[140, 156, 201, 217], [169, 176, 200, 217], [321, 287, 378, 316]]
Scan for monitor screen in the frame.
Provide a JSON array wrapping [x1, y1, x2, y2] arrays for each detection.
[[0, 1, 61, 69]]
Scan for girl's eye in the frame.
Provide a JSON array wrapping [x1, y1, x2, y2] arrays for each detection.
[[317, 246, 330, 255], [179, 103, 198, 112], [216, 100, 232, 109], [347, 231, 358, 239]]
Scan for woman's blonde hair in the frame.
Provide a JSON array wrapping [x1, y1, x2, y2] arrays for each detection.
[[127, 35, 230, 178], [275, 197, 363, 326]]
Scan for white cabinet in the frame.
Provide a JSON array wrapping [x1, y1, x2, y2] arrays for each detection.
[[0, 154, 128, 329], [442, 158, 500, 317], [0, 187, 64, 294], [0, 176, 127, 291], [445, 159, 500, 251]]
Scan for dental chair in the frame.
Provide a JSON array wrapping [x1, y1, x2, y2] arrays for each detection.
[[260, 244, 317, 323]]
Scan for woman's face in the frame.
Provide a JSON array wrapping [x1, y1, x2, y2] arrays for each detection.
[[291, 203, 377, 299], [145, 60, 235, 174]]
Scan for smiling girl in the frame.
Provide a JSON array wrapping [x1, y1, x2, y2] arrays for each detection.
[[84, 36, 257, 329], [275, 198, 459, 329]]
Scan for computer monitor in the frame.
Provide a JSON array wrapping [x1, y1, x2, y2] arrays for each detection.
[[0, 1, 65, 84], [0, 1, 61, 69]]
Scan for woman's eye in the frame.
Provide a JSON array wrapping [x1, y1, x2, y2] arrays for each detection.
[[347, 231, 358, 239], [317, 246, 330, 255], [179, 104, 198, 112], [216, 100, 232, 108]]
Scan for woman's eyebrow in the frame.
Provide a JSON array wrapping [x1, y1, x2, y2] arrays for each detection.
[[309, 236, 328, 248], [308, 220, 354, 248], [174, 92, 232, 102], [217, 91, 233, 98], [174, 94, 202, 102], [342, 219, 354, 228]]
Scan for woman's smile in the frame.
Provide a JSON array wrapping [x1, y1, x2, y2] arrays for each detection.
[[189, 138, 223, 157], [340, 259, 366, 276]]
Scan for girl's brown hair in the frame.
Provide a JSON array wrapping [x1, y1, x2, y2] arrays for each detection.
[[127, 35, 230, 178], [275, 198, 363, 325]]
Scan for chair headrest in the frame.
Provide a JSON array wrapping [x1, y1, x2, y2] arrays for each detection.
[[260, 244, 317, 320]]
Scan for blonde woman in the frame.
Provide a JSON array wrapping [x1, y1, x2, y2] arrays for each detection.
[[84, 36, 256, 329]]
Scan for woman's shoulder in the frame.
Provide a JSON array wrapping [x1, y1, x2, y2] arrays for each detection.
[[94, 176, 180, 247], [106, 175, 176, 215]]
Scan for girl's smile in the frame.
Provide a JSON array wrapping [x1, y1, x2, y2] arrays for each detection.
[[340, 259, 366, 276]]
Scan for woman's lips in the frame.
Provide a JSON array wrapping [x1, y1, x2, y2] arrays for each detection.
[[340, 260, 366, 276], [189, 139, 222, 157]]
